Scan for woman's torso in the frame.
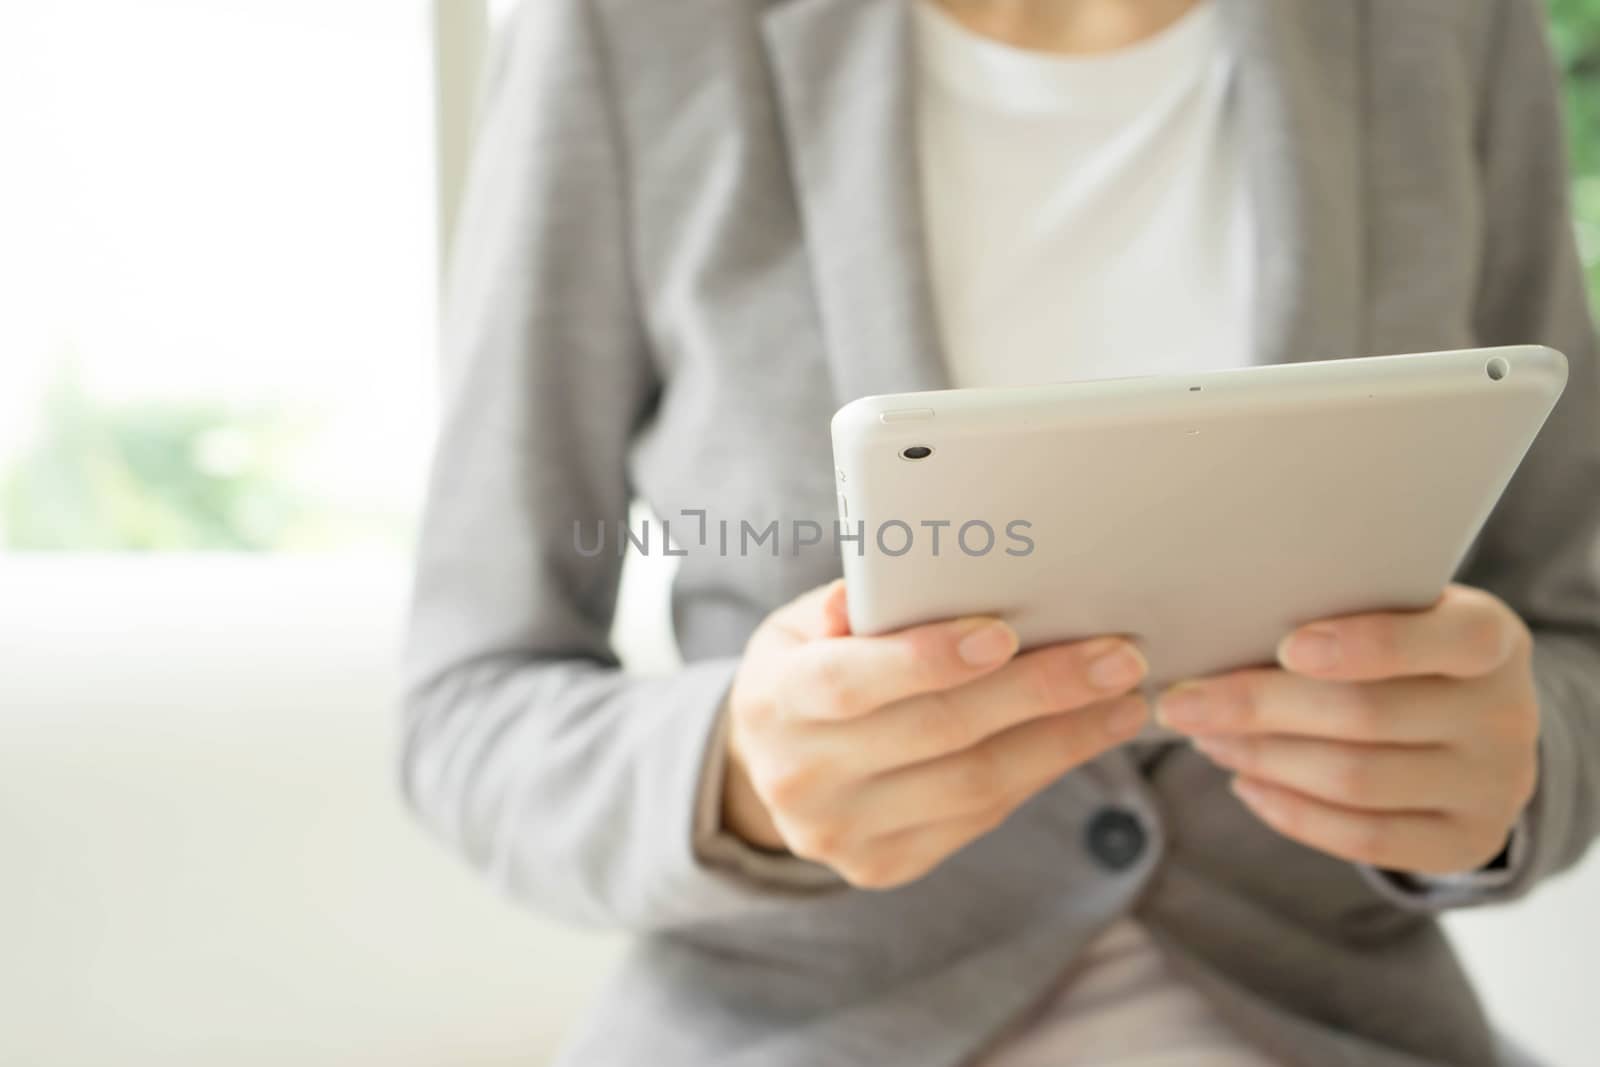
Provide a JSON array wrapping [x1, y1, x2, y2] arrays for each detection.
[[510, 1, 1503, 1063]]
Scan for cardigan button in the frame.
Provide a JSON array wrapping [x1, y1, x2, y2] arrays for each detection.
[[1085, 807, 1147, 872]]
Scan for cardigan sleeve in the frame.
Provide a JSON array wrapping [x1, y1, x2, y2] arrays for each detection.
[[398, 0, 834, 930], [1360, 0, 1600, 912]]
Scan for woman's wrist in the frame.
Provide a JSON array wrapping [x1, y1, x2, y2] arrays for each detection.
[[721, 729, 787, 852]]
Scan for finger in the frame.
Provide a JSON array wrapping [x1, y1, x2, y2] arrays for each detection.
[[843, 694, 1149, 839], [821, 579, 852, 637], [780, 615, 1021, 721], [1156, 668, 1469, 744], [838, 637, 1149, 772], [1190, 735, 1465, 815], [1229, 775, 1497, 876], [1277, 584, 1523, 682], [767, 579, 852, 642]]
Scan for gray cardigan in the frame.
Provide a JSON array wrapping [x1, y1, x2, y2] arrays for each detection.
[[400, 1, 1600, 1064]]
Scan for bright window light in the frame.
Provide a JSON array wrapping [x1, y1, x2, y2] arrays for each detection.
[[0, 0, 436, 552]]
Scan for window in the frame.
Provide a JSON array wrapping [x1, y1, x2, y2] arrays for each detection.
[[2, 2, 1595, 554], [0, 0, 436, 552]]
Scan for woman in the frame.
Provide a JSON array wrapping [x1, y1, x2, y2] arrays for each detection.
[[402, 0, 1600, 1064]]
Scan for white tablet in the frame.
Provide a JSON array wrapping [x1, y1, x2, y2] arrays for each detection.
[[829, 345, 1567, 693]]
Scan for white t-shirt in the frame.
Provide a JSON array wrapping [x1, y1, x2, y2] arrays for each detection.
[[914, 3, 1276, 1065], [917, 0, 1254, 390]]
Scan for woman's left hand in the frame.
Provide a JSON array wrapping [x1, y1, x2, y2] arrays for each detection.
[[1157, 584, 1540, 876]]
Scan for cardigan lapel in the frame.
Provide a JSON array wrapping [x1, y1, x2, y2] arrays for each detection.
[[1220, 0, 1369, 365], [762, 0, 953, 405], [763, 0, 1371, 401]]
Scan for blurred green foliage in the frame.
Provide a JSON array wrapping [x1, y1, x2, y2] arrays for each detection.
[[1, 370, 312, 551], [1552, 0, 1600, 305], [0, 369, 406, 552]]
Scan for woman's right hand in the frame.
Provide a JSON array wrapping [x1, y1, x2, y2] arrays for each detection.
[[723, 580, 1151, 889]]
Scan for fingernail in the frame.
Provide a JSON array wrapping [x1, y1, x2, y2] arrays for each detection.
[[1280, 627, 1340, 672], [1087, 643, 1147, 691], [958, 620, 1018, 667], [1104, 696, 1149, 738], [1192, 735, 1245, 767], [1156, 683, 1213, 731]]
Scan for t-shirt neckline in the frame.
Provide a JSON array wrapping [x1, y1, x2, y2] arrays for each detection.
[[914, 0, 1222, 116]]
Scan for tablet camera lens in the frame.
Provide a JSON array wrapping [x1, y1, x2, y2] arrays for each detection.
[[900, 445, 933, 461]]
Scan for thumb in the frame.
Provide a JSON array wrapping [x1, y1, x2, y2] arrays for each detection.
[[768, 578, 852, 641], [818, 578, 852, 639]]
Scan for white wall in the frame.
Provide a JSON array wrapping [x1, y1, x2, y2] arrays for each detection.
[[0, 559, 621, 1067], [0, 557, 1593, 1065]]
